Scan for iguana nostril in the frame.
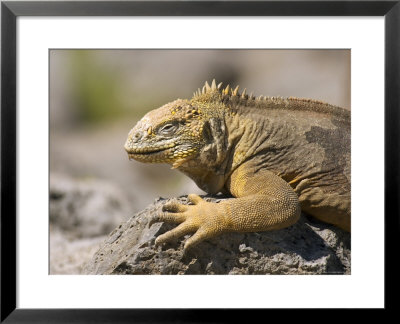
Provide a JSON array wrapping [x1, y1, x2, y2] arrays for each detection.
[[133, 131, 143, 142]]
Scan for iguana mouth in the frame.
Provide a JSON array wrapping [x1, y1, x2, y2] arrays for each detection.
[[125, 141, 176, 154], [126, 144, 178, 163], [126, 142, 198, 164], [127, 146, 168, 155]]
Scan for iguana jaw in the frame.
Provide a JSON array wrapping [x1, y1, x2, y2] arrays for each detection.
[[125, 137, 175, 162], [125, 138, 198, 165], [126, 142, 176, 162]]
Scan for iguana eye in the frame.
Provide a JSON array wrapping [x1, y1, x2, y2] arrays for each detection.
[[159, 123, 178, 135]]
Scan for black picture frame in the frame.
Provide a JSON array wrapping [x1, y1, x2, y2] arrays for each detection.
[[1, 0, 399, 322]]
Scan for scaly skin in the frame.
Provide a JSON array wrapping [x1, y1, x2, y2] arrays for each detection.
[[125, 80, 351, 251]]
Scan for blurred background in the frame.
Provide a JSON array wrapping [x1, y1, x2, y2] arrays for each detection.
[[49, 49, 350, 273]]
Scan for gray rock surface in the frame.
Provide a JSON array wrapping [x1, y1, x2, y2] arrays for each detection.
[[50, 173, 130, 238], [50, 173, 131, 274], [50, 228, 106, 275], [84, 196, 351, 275]]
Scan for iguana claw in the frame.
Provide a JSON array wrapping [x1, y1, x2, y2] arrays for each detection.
[[152, 194, 225, 251]]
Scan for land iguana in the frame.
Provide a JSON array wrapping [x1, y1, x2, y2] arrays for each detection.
[[124, 80, 351, 251]]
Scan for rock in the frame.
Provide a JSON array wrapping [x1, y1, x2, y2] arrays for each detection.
[[50, 227, 107, 274], [84, 196, 351, 275], [50, 173, 130, 238], [49, 173, 132, 274]]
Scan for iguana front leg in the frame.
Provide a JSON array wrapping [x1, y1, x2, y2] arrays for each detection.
[[152, 163, 301, 251]]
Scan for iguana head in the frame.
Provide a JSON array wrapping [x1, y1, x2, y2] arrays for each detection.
[[125, 98, 212, 169], [125, 80, 235, 172]]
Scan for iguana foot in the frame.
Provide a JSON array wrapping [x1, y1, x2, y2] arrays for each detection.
[[151, 194, 226, 251]]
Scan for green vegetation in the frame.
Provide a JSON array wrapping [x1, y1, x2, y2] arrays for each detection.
[[70, 50, 126, 124]]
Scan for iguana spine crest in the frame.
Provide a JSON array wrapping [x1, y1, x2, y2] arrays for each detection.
[[193, 79, 350, 122]]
